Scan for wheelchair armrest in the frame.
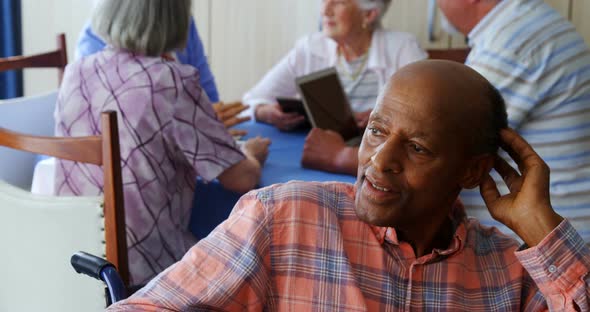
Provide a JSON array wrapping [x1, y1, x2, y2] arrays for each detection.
[[71, 251, 127, 305], [71, 251, 113, 280]]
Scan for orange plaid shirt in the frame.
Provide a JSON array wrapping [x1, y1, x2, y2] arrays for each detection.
[[109, 182, 590, 311]]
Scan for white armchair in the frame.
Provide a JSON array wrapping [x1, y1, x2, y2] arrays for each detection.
[[0, 111, 128, 311], [0, 90, 58, 190]]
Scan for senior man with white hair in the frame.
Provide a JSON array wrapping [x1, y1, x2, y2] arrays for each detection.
[[244, 0, 427, 131]]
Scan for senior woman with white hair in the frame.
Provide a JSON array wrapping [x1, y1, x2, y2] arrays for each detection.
[[244, 0, 427, 131], [54, 0, 270, 286]]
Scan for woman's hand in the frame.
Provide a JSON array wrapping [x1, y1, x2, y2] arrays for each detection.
[[213, 101, 251, 128], [241, 136, 271, 165], [301, 128, 358, 175], [479, 128, 563, 247], [255, 103, 305, 131]]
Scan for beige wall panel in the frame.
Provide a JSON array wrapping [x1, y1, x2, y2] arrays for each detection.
[[545, 0, 570, 19], [192, 0, 211, 56], [449, 35, 468, 49], [210, 0, 320, 101], [21, 0, 94, 96], [382, 0, 450, 49], [572, 0, 590, 46]]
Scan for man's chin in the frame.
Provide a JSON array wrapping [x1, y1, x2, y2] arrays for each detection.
[[353, 200, 400, 227]]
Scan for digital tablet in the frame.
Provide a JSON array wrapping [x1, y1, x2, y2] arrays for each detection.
[[295, 67, 360, 142], [276, 97, 307, 118]]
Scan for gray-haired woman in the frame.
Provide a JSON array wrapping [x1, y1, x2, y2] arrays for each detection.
[[244, 0, 427, 131], [54, 0, 270, 286], [243, 0, 426, 176]]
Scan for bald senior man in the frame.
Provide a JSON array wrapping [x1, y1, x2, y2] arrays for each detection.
[[109, 61, 589, 311]]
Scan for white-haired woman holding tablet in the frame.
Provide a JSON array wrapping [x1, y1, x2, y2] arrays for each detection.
[[244, 0, 427, 131]]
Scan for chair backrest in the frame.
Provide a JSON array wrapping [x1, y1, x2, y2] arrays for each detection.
[[0, 33, 67, 85], [0, 111, 128, 311], [427, 48, 471, 63], [0, 90, 58, 189]]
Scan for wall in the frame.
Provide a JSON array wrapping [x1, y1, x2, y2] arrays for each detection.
[[21, 0, 590, 100], [21, 0, 93, 95]]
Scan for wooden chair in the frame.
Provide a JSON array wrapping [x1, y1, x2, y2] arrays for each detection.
[[0, 111, 128, 311], [0, 33, 67, 85], [427, 48, 471, 63]]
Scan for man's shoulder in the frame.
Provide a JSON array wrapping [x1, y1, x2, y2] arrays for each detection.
[[250, 181, 356, 217], [254, 181, 355, 202], [474, 0, 584, 61]]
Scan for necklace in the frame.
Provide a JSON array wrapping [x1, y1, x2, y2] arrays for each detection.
[[337, 45, 370, 82]]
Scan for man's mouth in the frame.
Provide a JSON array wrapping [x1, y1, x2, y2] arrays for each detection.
[[370, 182, 390, 192], [365, 174, 394, 191], [360, 177, 401, 204]]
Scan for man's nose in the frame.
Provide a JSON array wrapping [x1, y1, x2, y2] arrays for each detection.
[[370, 136, 403, 174]]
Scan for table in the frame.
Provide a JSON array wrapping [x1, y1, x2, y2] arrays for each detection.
[[189, 121, 356, 238]]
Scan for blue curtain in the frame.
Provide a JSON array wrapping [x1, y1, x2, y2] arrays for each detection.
[[0, 0, 22, 99]]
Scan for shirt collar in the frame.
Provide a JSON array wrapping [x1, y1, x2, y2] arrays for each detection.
[[310, 29, 386, 71], [467, 0, 512, 47], [369, 200, 467, 257]]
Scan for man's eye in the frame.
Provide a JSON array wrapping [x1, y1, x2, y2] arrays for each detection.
[[368, 127, 381, 135], [410, 143, 426, 153]]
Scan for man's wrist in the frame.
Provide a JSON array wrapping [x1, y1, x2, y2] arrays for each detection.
[[512, 209, 564, 247]]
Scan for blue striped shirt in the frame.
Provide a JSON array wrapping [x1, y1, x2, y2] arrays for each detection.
[[461, 0, 590, 242]]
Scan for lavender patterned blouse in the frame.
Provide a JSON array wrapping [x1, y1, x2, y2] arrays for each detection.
[[54, 47, 245, 285]]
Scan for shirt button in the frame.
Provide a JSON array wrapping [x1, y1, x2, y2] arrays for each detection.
[[548, 265, 557, 273]]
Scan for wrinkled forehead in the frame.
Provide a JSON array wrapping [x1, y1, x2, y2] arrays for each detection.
[[375, 75, 450, 117], [372, 88, 451, 132]]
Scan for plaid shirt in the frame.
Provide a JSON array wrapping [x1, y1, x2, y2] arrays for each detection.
[[109, 182, 590, 311]]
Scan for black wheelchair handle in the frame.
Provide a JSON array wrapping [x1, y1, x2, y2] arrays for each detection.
[[71, 251, 114, 281]]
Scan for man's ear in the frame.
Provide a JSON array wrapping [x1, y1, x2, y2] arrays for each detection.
[[460, 153, 494, 189]]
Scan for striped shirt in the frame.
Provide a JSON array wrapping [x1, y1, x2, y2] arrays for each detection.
[[461, 0, 590, 242], [337, 54, 381, 113], [108, 182, 590, 311]]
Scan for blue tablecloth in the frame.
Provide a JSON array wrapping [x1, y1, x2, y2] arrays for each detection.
[[190, 121, 356, 238]]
